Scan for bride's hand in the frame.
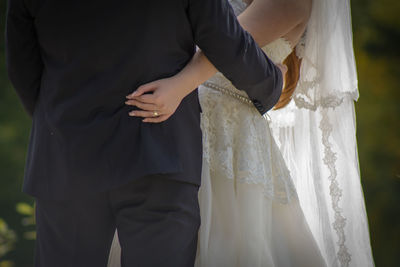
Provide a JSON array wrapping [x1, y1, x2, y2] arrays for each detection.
[[125, 77, 187, 123]]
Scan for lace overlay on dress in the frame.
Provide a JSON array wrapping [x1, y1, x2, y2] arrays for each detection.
[[199, 84, 297, 204], [200, 0, 297, 204]]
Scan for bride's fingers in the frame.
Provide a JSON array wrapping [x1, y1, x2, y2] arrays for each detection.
[[130, 93, 158, 104], [125, 99, 158, 111], [126, 82, 157, 98], [128, 110, 162, 118]]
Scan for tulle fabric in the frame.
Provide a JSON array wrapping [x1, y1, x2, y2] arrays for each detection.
[[268, 99, 374, 267], [194, 167, 327, 267], [108, 233, 120, 267], [266, 0, 375, 265], [293, 0, 359, 107]]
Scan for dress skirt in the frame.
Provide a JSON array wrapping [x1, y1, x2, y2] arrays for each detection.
[[194, 82, 326, 267]]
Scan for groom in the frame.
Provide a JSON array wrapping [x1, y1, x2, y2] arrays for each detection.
[[6, 0, 283, 266]]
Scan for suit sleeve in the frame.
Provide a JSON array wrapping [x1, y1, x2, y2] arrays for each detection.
[[187, 0, 283, 115], [6, 0, 43, 117]]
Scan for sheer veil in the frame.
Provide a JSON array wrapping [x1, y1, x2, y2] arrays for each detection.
[[268, 0, 374, 266]]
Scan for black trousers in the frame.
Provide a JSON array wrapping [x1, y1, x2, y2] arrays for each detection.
[[34, 174, 201, 267]]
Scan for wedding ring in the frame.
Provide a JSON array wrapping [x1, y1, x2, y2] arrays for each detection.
[[152, 111, 159, 117]]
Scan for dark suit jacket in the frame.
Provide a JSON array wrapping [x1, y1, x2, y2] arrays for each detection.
[[6, 0, 283, 199]]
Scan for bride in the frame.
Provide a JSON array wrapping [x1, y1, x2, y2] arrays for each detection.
[[118, 0, 374, 266]]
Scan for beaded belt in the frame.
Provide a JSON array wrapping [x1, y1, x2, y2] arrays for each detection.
[[202, 81, 272, 121], [202, 81, 253, 106]]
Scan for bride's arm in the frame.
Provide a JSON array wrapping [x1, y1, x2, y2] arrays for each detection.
[[126, 0, 311, 122], [238, 0, 312, 46]]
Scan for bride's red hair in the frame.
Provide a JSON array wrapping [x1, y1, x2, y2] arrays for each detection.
[[273, 49, 302, 110]]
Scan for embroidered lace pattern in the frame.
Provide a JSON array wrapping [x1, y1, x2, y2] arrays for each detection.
[[320, 109, 352, 266], [199, 85, 297, 204], [199, 28, 296, 204]]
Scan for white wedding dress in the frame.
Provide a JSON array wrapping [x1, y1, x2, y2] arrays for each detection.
[[193, 1, 326, 266]]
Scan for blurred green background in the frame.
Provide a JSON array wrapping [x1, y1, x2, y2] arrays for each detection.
[[0, 0, 399, 266]]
